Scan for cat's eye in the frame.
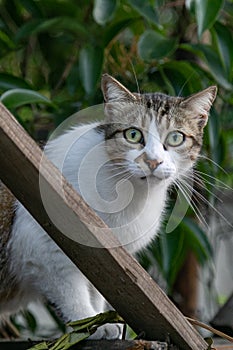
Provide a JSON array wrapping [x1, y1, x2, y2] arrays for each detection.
[[166, 131, 185, 147], [124, 128, 144, 144]]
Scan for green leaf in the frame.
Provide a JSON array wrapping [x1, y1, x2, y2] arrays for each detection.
[[22, 310, 37, 333], [159, 230, 186, 289], [182, 218, 213, 263], [93, 0, 117, 26], [194, 0, 224, 38], [200, 45, 232, 90], [182, 43, 233, 90], [1, 89, 53, 109], [68, 311, 123, 332], [0, 74, 32, 91], [212, 22, 233, 76], [138, 30, 177, 61], [207, 110, 226, 169], [127, 0, 160, 26], [29, 342, 49, 350], [28, 312, 123, 350], [103, 18, 135, 46], [16, 17, 87, 41], [79, 45, 103, 96], [0, 30, 15, 50], [208, 108, 221, 167], [15, 20, 42, 41], [161, 61, 203, 95], [19, 0, 43, 18], [28, 332, 90, 350]]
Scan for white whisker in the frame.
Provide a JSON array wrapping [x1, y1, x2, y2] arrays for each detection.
[[174, 179, 209, 229], [99, 169, 129, 183], [180, 172, 224, 203], [177, 175, 233, 229], [198, 155, 229, 175], [194, 169, 232, 191], [130, 60, 141, 95]]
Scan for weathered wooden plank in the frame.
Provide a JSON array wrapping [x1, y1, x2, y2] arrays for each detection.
[[0, 103, 208, 350]]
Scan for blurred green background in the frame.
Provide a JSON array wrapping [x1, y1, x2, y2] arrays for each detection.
[[0, 0, 233, 338]]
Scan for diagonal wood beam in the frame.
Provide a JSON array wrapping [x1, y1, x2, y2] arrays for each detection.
[[0, 103, 207, 350]]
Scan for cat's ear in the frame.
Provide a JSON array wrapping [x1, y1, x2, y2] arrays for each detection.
[[101, 74, 137, 102], [181, 86, 217, 128]]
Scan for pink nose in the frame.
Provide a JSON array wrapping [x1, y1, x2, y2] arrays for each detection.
[[145, 158, 163, 171]]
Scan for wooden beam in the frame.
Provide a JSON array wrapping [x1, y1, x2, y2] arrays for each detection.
[[0, 103, 208, 350]]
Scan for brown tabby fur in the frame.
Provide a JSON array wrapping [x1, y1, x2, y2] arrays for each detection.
[[0, 182, 19, 302]]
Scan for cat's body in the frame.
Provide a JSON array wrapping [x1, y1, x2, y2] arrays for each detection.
[[0, 74, 217, 338]]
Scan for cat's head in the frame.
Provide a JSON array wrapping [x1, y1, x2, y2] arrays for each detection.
[[101, 74, 217, 183]]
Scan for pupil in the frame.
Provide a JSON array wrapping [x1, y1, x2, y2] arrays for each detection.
[[131, 131, 136, 138]]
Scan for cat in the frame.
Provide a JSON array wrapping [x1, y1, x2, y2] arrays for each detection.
[[0, 74, 217, 339]]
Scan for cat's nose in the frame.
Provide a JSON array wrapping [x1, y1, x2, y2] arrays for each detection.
[[145, 158, 163, 171]]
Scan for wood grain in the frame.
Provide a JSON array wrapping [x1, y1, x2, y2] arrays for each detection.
[[0, 103, 208, 350]]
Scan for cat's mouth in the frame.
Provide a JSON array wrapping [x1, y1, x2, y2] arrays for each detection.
[[140, 173, 171, 181], [140, 175, 160, 181]]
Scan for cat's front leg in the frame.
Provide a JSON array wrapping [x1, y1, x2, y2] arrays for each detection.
[[38, 260, 123, 339], [12, 208, 123, 340], [83, 284, 123, 339]]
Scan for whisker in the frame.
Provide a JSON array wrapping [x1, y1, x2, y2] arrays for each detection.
[[198, 155, 228, 175], [180, 173, 224, 203], [194, 169, 232, 191], [130, 60, 141, 95], [104, 163, 127, 168], [99, 169, 130, 183], [174, 179, 209, 229], [177, 72, 196, 98], [178, 177, 233, 229]]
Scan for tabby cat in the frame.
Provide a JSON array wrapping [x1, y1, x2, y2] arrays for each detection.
[[0, 74, 217, 338]]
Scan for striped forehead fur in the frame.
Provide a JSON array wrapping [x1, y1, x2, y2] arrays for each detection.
[[102, 76, 216, 129], [101, 74, 217, 165]]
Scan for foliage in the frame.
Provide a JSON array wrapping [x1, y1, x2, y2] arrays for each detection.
[[28, 311, 123, 350], [0, 0, 233, 334]]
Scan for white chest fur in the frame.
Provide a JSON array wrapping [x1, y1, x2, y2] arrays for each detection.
[[45, 123, 169, 253]]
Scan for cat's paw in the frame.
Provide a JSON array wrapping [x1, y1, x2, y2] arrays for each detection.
[[89, 323, 123, 340]]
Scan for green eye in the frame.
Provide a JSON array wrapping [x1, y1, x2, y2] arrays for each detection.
[[166, 131, 184, 147], [124, 128, 144, 144]]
